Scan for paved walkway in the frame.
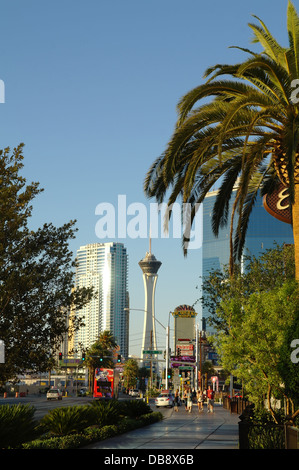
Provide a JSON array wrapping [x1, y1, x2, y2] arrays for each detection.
[[84, 403, 240, 449]]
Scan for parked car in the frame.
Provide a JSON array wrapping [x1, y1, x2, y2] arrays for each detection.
[[46, 388, 62, 400], [130, 389, 140, 397], [155, 393, 174, 408], [227, 392, 243, 399]]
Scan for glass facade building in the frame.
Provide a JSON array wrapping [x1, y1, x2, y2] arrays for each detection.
[[73, 242, 129, 357], [202, 189, 294, 333]]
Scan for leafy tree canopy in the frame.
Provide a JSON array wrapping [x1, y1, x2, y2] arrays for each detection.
[[123, 359, 139, 390], [200, 244, 299, 423], [0, 144, 94, 384]]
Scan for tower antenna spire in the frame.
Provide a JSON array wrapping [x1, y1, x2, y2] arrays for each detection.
[[149, 224, 151, 254], [139, 234, 162, 367]]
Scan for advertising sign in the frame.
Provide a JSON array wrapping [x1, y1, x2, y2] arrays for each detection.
[[171, 356, 196, 368], [0, 340, 4, 363], [263, 183, 291, 224], [94, 368, 118, 399], [59, 358, 82, 368], [177, 344, 194, 356]]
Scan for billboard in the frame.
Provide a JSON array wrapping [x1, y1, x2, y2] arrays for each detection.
[[263, 184, 291, 224], [177, 343, 194, 356]]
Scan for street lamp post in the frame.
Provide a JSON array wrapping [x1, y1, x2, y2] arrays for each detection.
[[124, 308, 170, 390], [154, 315, 170, 390]]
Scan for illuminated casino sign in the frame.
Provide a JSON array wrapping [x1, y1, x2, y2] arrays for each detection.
[[263, 183, 292, 224], [171, 304, 198, 318]]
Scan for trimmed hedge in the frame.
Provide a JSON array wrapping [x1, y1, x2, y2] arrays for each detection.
[[22, 411, 163, 449]]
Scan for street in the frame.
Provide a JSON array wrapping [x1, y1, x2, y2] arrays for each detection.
[[0, 393, 171, 421], [0, 394, 93, 420]]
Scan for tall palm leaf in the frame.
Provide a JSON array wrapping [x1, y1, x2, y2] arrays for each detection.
[[144, 1, 299, 278]]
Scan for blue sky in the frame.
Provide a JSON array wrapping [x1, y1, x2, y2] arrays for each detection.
[[0, 0, 294, 356]]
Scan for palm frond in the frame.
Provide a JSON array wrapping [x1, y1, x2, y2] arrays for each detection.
[[287, 0, 299, 77], [249, 16, 287, 66]]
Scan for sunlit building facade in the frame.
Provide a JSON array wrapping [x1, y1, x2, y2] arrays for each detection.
[[73, 242, 129, 357]]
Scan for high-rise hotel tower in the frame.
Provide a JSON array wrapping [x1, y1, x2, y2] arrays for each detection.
[[72, 242, 129, 358]]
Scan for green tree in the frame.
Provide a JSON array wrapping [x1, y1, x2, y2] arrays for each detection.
[[0, 144, 94, 385], [85, 331, 118, 392], [123, 359, 139, 390], [200, 244, 295, 333], [201, 246, 299, 423], [144, 1, 299, 279], [138, 366, 150, 392], [215, 281, 299, 423], [278, 306, 299, 421]]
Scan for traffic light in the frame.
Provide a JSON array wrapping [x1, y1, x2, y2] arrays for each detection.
[[82, 352, 85, 361], [59, 352, 62, 361], [117, 354, 121, 363], [177, 348, 181, 356], [99, 356, 103, 362]]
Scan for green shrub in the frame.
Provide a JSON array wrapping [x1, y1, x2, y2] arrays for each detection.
[[89, 399, 121, 426], [22, 411, 163, 449], [0, 403, 38, 448], [140, 411, 163, 425], [84, 424, 118, 441], [247, 408, 285, 449], [40, 405, 94, 436], [119, 399, 152, 419], [23, 433, 89, 449]]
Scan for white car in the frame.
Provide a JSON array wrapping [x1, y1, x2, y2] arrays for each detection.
[[155, 393, 174, 407], [130, 389, 140, 397], [46, 388, 62, 400]]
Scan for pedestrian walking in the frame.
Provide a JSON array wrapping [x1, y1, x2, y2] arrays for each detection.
[[207, 386, 215, 413], [187, 387, 193, 413], [174, 389, 179, 412], [183, 388, 188, 411], [197, 389, 204, 412]]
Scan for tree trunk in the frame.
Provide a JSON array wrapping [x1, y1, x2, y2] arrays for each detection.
[[292, 184, 299, 281], [267, 384, 279, 424]]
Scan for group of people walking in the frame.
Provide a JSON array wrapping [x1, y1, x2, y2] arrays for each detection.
[[173, 386, 215, 413]]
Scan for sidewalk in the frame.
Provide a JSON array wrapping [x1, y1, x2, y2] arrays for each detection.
[[84, 403, 240, 449]]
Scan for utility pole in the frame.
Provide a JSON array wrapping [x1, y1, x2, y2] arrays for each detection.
[[165, 324, 169, 390], [150, 330, 153, 391], [199, 330, 202, 391], [195, 324, 198, 390]]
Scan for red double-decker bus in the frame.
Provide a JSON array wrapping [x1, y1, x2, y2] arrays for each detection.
[[93, 368, 119, 399]]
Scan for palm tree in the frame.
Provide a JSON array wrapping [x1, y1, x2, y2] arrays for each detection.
[[85, 330, 118, 392], [144, 1, 299, 279]]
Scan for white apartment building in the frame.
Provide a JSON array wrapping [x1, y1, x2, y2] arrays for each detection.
[[73, 242, 129, 358]]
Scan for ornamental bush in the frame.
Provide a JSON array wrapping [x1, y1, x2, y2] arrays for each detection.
[[40, 405, 94, 436], [89, 399, 122, 426], [22, 412, 163, 449], [0, 403, 39, 449], [119, 399, 152, 419]]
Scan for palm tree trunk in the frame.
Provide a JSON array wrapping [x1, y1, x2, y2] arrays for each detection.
[[292, 184, 299, 281]]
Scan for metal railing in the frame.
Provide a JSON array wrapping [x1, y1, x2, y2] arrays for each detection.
[[223, 396, 299, 449], [222, 396, 250, 415]]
